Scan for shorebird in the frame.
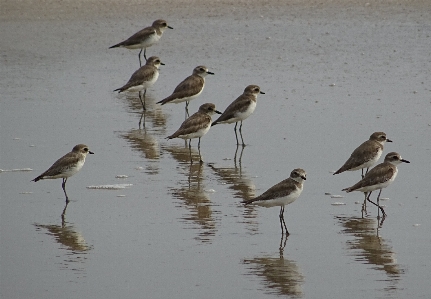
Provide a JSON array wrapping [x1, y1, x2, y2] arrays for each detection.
[[342, 152, 410, 218], [212, 85, 264, 146], [32, 144, 94, 203], [157, 66, 214, 117], [334, 132, 392, 178], [114, 56, 163, 111], [109, 19, 173, 66], [243, 168, 307, 235], [166, 103, 221, 164]]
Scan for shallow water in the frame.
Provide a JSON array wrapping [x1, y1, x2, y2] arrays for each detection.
[[1, 1, 431, 298]]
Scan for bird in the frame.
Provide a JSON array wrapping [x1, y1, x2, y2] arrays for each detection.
[[342, 152, 410, 218], [334, 132, 392, 178], [212, 85, 264, 146], [32, 144, 94, 203], [157, 66, 214, 117], [109, 19, 173, 67], [114, 56, 164, 111], [243, 168, 307, 235], [166, 103, 221, 164]]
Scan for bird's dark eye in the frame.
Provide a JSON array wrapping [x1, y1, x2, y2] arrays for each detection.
[[84, 148, 88, 151], [200, 68, 205, 72], [162, 23, 167, 26]]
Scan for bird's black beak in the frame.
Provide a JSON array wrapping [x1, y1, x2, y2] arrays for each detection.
[[168, 26, 174, 29], [89, 151, 94, 154], [401, 159, 410, 163], [260, 91, 265, 94], [207, 71, 215, 75], [302, 176, 307, 180], [386, 139, 393, 142], [161, 62, 165, 65], [215, 110, 222, 114]]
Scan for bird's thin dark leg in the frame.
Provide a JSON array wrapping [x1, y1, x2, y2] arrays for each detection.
[[376, 189, 386, 218], [279, 206, 284, 234], [188, 139, 193, 164], [279, 206, 289, 235], [234, 122, 239, 145], [279, 233, 288, 256], [62, 178, 69, 203], [138, 49, 143, 67], [139, 89, 147, 111], [361, 168, 369, 211], [239, 121, 245, 146], [198, 137, 203, 164], [143, 48, 147, 61], [234, 144, 240, 168], [138, 111, 146, 129], [362, 192, 368, 217], [366, 190, 386, 218], [61, 200, 69, 226]]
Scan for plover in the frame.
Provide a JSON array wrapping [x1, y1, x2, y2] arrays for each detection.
[[243, 168, 307, 235], [32, 144, 94, 203], [157, 66, 214, 117], [334, 132, 392, 178], [212, 85, 264, 146], [114, 56, 164, 111], [166, 103, 221, 164], [342, 152, 409, 217], [109, 19, 173, 66]]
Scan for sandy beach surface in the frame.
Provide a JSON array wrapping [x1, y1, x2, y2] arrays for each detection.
[[1, 0, 430, 298]]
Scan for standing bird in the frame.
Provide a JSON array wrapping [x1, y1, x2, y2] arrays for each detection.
[[334, 132, 392, 178], [32, 144, 94, 203], [243, 169, 307, 235], [212, 85, 264, 146], [114, 56, 164, 111], [166, 103, 221, 164], [109, 19, 173, 67], [342, 152, 410, 218], [157, 66, 214, 117]]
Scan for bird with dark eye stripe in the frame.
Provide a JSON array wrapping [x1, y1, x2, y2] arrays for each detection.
[[109, 19, 173, 67], [212, 85, 265, 146], [243, 168, 306, 235], [32, 144, 94, 204]]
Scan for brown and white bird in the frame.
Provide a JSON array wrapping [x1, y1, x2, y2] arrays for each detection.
[[166, 103, 221, 164], [32, 144, 94, 203], [334, 132, 392, 178], [243, 168, 307, 235], [212, 85, 265, 146], [114, 56, 164, 111], [157, 66, 214, 116], [109, 19, 173, 66], [342, 152, 410, 217]]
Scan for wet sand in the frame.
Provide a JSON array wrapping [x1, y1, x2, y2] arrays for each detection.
[[1, 0, 431, 298]]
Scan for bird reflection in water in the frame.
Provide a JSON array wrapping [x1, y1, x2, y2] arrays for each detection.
[[165, 145, 217, 242], [243, 239, 304, 297], [208, 145, 258, 233], [121, 129, 160, 158], [34, 216, 91, 274], [117, 93, 167, 129], [208, 145, 255, 201], [336, 216, 404, 292]]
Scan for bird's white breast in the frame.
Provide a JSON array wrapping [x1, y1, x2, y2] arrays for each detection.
[[356, 167, 398, 192], [177, 123, 211, 140], [255, 185, 302, 208]]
